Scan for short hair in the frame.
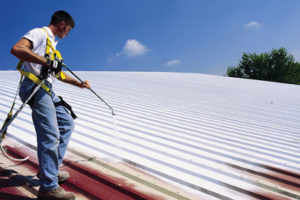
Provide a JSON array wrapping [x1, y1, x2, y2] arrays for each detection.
[[50, 10, 75, 28]]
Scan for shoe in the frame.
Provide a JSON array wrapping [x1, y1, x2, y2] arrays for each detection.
[[57, 171, 70, 183], [38, 186, 76, 200], [37, 170, 70, 184]]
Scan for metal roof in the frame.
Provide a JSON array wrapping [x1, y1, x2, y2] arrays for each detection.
[[0, 71, 299, 199]]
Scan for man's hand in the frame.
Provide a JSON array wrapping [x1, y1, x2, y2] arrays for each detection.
[[78, 80, 91, 89], [46, 57, 62, 75]]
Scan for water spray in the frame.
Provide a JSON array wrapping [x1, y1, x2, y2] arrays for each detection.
[[63, 64, 123, 160]]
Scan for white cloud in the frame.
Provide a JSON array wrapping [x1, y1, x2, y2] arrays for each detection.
[[117, 39, 148, 57], [244, 21, 261, 29], [163, 59, 181, 67]]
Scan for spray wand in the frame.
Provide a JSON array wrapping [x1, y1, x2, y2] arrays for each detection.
[[62, 64, 115, 116]]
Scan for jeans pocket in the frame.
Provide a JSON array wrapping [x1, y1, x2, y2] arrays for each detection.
[[19, 78, 37, 104]]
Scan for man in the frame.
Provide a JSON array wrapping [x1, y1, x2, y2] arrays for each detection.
[[11, 10, 90, 200]]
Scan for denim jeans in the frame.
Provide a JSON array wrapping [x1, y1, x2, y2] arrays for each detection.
[[19, 77, 74, 191]]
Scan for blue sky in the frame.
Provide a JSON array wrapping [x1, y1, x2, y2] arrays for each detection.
[[2, 0, 300, 75]]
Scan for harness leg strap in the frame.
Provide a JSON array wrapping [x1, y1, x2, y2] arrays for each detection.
[[54, 96, 77, 120]]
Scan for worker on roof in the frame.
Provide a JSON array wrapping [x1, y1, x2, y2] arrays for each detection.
[[11, 10, 90, 200]]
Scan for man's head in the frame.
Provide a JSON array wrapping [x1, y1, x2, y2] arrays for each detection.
[[50, 10, 75, 38]]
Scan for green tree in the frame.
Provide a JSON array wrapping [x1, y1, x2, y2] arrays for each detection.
[[227, 48, 300, 84]]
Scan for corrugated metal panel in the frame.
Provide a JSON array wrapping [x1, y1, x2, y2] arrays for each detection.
[[1, 141, 186, 200], [0, 71, 299, 199]]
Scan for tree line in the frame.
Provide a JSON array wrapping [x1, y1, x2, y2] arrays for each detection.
[[226, 48, 300, 85]]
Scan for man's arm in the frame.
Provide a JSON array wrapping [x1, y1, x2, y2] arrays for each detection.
[[59, 71, 91, 89], [11, 38, 47, 66], [11, 38, 90, 89]]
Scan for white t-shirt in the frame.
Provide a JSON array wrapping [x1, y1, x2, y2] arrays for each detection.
[[22, 26, 58, 84]]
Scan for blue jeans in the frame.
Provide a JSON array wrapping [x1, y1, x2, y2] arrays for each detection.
[[19, 77, 74, 191]]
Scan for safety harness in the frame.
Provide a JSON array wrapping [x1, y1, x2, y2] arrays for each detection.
[[1, 28, 77, 160], [17, 28, 65, 94]]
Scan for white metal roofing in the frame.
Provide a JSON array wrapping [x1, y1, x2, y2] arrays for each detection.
[[0, 71, 299, 199]]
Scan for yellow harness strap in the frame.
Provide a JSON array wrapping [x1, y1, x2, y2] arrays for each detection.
[[17, 60, 52, 94], [17, 27, 65, 95], [41, 28, 65, 80]]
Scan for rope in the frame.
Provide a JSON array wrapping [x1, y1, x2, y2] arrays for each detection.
[[0, 144, 29, 162]]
